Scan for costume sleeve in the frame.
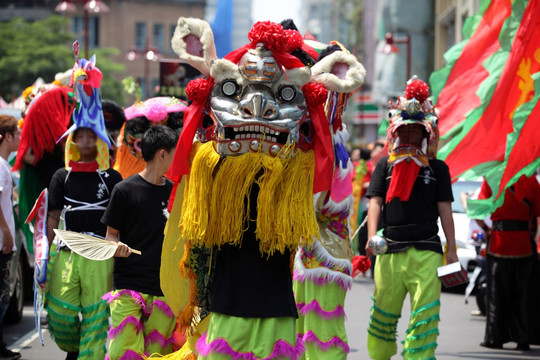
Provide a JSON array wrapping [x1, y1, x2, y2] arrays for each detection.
[[48, 169, 66, 211], [527, 176, 540, 217], [436, 160, 453, 202], [101, 183, 126, 231], [365, 157, 387, 198], [106, 169, 123, 190]]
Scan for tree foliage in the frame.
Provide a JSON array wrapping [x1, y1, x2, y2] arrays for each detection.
[[0, 15, 125, 105]]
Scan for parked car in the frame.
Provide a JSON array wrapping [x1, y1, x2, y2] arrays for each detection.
[[438, 180, 483, 277]]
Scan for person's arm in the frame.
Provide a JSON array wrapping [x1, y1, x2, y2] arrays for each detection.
[[438, 201, 459, 264], [366, 196, 383, 252], [105, 226, 131, 257], [46, 210, 61, 247], [0, 196, 13, 254]]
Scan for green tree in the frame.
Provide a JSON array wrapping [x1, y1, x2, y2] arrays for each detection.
[[0, 15, 125, 104]]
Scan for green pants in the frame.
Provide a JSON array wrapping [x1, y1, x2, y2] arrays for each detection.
[[106, 290, 176, 360], [367, 248, 442, 360], [46, 248, 113, 359], [197, 313, 302, 359]]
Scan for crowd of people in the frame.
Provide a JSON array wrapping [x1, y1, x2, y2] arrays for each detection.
[[0, 17, 539, 360]]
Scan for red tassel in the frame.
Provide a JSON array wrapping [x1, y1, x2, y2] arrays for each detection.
[[352, 255, 371, 276], [14, 87, 74, 171], [385, 160, 421, 203]]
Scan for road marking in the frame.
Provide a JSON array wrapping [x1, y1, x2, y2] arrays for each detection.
[[10, 328, 46, 351]]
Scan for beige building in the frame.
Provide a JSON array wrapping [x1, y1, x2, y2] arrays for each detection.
[[433, 0, 480, 69], [64, 0, 206, 99], [1, 0, 206, 100]]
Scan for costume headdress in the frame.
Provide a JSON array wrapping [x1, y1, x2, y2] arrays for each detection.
[[113, 96, 187, 179], [385, 77, 440, 203], [60, 41, 110, 171], [13, 80, 75, 171], [168, 18, 365, 194], [58, 41, 110, 149]]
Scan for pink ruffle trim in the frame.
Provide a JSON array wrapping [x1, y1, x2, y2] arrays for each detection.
[[105, 349, 144, 360], [301, 331, 349, 353], [293, 271, 351, 291], [297, 300, 346, 319], [102, 290, 174, 318], [144, 329, 175, 348], [196, 332, 305, 360], [103, 290, 146, 309], [108, 315, 143, 339], [148, 299, 174, 318]]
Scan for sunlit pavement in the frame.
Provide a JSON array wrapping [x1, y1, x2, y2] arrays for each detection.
[[6, 277, 540, 359]]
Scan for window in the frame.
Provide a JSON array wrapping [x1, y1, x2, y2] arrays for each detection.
[[71, 16, 100, 50], [170, 24, 176, 53], [135, 22, 147, 50], [153, 23, 165, 53]]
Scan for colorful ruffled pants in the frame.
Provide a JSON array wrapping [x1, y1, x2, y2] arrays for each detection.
[[103, 290, 176, 360], [367, 248, 442, 360], [196, 313, 304, 359], [46, 248, 113, 359], [293, 240, 352, 360]]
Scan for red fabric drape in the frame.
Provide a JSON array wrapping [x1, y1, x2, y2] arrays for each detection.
[[385, 161, 421, 203]]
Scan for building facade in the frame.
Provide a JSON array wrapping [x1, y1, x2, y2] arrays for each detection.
[[0, 0, 206, 103]]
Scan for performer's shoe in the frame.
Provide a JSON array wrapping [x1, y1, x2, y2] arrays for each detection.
[[516, 343, 530, 351], [480, 341, 503, 349], [65, 351, 79, 360], [0, 347, 21, 359]]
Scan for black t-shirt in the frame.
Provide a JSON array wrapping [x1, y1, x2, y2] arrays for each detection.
[[366, 156, 453, 254], [210, 184, 298, 318], [101, 174, 172, 296], [48, 168, 123, 237]]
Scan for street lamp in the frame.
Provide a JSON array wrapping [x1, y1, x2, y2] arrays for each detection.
[[126, 41, 161, 100], [55, 0, 110, 59], [382, 32, 411, 80]]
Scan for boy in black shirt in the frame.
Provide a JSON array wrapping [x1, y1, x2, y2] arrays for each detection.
[[46, 127, 122, 360], [101, 125, 178, 360], [365, 79, 458, 360]]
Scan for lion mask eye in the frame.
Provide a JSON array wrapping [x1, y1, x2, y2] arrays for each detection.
[[279, 86, 295, 102], [222, 80, 239, 97]]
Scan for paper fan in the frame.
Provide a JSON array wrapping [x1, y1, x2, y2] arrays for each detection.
[[53, 229, 141, 260]]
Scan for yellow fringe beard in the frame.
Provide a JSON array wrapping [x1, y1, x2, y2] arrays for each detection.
[[180, 141, 318, 255]]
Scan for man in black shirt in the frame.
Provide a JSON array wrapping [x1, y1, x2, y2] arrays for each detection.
[[101, 125, 178, 360], [365, 79, 458, 360], [46, 127, 122, 360]]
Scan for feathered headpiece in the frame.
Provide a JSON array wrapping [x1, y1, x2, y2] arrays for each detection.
[[386, 76, 439, 166], [58, 41, 110, 149], [384, 77, 440, 203]]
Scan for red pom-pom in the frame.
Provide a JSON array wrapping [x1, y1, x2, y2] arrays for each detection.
[[186, 78, 212, 103], [302, 83, 328, 107], [284, 29, 304, 53], [248, 21, 288, 53], [404, 79, 430, 103], [352, 255, 372, 277]]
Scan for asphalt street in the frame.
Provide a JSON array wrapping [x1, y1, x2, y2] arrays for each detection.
[[5, 275, 540, 359]]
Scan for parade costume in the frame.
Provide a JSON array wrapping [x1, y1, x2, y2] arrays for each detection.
[[46, 47, 122, 359], [365, 79, 452, 360], [114, 96, 187, 179], [479, 175, 540, 349], [288, 38, 363, 359], [14, 73, 75, 255], [155, 18, 365, 360], [101, 172, 176, 360]]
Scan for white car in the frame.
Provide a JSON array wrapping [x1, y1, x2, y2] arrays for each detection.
[[438, 180, 483, 275]]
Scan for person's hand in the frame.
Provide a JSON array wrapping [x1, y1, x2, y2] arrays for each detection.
[[1, 229, 14, 254], [114, 242, 132, 258], [446, 249, 459, 265]]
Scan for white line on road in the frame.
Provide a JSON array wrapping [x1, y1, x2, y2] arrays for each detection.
[[10, 328, 46, 352]]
